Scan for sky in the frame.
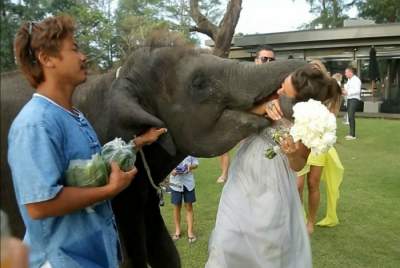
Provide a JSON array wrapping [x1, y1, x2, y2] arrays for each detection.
[[235, 0, 317, 34], [108, 0, 358, 44], [230, 0, 358, 34], [195, 0, 359, 44]]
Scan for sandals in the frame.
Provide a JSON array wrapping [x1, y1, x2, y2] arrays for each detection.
[[216, 175, 226, 183], [172, 233, 197, 243], [171, 234, 181, 241], [188, 236, 197, 243]]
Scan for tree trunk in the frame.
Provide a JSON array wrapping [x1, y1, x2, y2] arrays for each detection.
[[189, 0, 242, 58]]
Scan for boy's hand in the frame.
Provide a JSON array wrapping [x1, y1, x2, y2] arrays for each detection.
[[171, 169, 177, 176], [133, 128, 167, 150], [107, 162, 137, 196]]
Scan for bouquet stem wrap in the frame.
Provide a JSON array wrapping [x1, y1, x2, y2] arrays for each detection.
[[264, 118, 293, 159]]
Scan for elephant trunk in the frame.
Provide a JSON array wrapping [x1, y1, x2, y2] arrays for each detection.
[[225, 60, 306, 109]]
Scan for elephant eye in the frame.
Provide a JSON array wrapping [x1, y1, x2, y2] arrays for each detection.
[[192, 73, 209, 90], [190, 72, 211, 103]]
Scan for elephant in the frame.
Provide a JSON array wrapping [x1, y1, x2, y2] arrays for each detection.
[[1, 35, 305, 267]]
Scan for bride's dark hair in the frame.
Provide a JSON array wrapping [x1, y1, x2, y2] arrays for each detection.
[[291, 62, 342, 112]]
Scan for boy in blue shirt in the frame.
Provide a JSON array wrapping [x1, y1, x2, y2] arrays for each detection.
[[169, 156, 199, 243], [8, 15, 166, 267]]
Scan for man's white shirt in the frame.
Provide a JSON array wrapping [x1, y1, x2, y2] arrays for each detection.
[[344, 75, 361, 100]]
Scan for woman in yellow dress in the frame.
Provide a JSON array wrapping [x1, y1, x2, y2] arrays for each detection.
[[297, 69, 344, 235], [297, 139, 344, 234]]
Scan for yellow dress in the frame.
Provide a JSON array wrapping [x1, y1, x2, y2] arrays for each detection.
[[298, 147, 344, 227]]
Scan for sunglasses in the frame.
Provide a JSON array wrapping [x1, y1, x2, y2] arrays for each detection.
[[27, 21, 38, 64], [258, 56, 275, 63]]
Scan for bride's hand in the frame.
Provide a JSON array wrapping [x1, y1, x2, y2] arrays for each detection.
[[280, 136, 310, 172], [279, 135, 300, 156], [264, 99, 283, 121]]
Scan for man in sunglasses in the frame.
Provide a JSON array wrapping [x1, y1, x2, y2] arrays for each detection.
[[216, 44, 277, 184], [254, 44, 276, 64]]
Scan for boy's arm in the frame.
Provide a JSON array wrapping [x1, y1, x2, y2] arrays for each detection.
[[26, 186, 113, 219], [26, 162, 136, 219], [188, 164, 198, 171], [133, 127, 167, 150], [188, 157, 199, 172]]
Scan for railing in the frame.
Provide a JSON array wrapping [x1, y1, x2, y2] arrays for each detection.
[[361, 87, 383, 101]]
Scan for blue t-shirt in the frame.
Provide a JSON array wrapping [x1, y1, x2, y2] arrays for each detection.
[[8, 94, 121, 268]]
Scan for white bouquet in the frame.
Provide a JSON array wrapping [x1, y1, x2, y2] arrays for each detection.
[[265, 99, 337, 159]]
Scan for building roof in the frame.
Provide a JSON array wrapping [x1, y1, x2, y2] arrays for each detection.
[[206, 23, 400, 54], [232, 23, 400, 48]]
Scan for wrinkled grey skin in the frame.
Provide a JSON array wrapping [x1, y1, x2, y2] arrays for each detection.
[[102, 47, 304, 157], [1, 44, 305, 267]]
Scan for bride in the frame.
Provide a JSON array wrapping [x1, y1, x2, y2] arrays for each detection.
[[206, 63, 342, 268]]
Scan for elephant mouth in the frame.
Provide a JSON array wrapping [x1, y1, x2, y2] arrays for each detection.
[[247, 90, 280, 117]]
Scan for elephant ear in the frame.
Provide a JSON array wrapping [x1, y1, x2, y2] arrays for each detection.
[[107, 77, 177, 156]]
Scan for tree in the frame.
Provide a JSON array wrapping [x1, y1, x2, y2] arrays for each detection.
[[356, 0, 400, 23], [189, 0, 242, 58], [113, 0, 170, 61], [0, 0, 117, 72], [301, 0, 356, 29], [1, 0, 19, 72], [158, 0, 222, 45], [48, 0, 116, 71], [0, 0, 233, 71], [0, 0, 48, 72]]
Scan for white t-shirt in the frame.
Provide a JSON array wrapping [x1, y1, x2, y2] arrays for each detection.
[[169, 156, 199, 192], [344, 75, 361, 100]]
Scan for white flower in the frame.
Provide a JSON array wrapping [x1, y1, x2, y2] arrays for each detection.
[[290, 99, 337, 155]]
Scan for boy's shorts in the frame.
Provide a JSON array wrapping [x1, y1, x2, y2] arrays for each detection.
[[171, 186, 196, 205]]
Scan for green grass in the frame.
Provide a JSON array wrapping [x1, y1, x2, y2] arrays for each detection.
[[161, 118, 400, 268]]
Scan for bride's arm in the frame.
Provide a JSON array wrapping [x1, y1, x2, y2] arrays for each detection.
[[280, 136, 310, 172]]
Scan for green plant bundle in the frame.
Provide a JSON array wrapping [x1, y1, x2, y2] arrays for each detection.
[[65, 138, 137, 187], [65, 153, 108, 187], [101, 138, 136, 172]]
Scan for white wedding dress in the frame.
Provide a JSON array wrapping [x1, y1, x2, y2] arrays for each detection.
[[206, 129, 312, 268]]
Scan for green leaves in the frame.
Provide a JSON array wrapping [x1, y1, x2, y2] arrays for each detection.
[[301, 0, 400, 29], [65, 154, 109, 187], [1, 0, 222, 71], [356, 0, 400, 23], [301, 0, 353, 29]]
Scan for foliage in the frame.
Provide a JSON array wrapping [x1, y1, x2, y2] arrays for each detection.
[[189, 0, 242, 58], [301, 0, 355, 29], [356, 0, 400, 23], [113, 0, 169, 62], [1, 0, 399, 72], [0, 0, 224, 71], [1, 1, 19, 72], [43, 0, 116, 71], [0, 0, 48, 72], [162, 0, 224, 45], [0, 0, 115, 72]]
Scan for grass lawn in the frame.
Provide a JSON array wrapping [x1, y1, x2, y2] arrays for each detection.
[[160, 118, 400, 268]]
